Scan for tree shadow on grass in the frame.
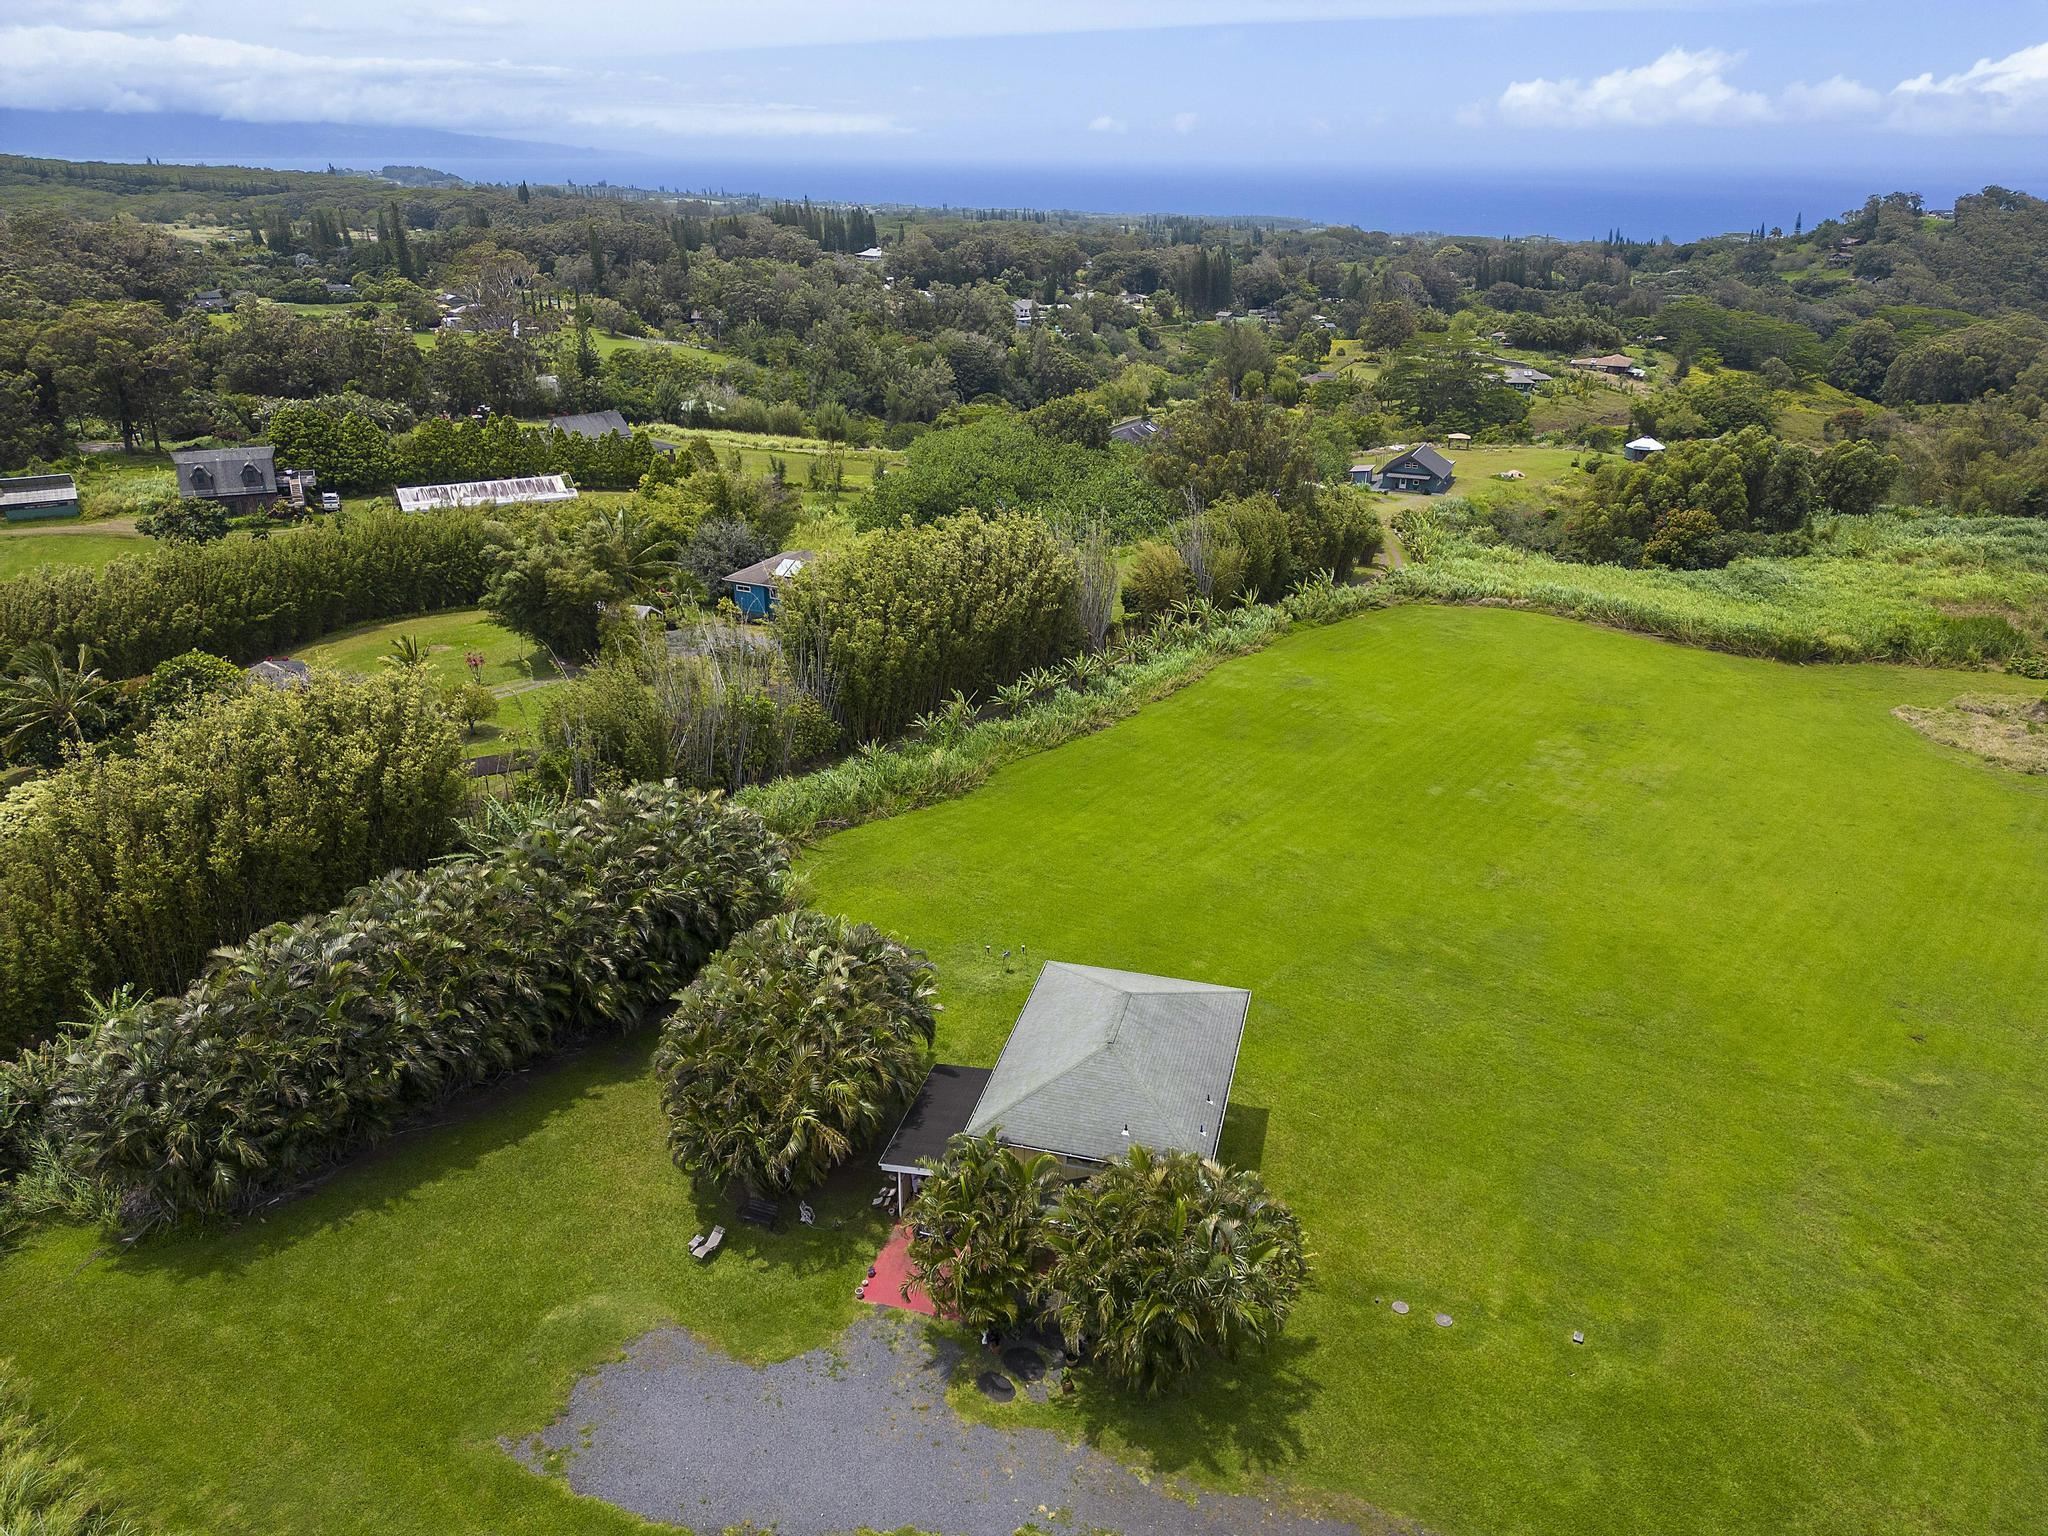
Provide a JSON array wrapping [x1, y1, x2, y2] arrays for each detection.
[[102, 1029, 897, 1292], [101, 1034, 663, 1284], [1060, 1331, 1327, 1484]]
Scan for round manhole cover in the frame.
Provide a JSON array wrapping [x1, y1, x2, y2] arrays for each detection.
[[976, 1370, 1015, 1401], [1002, 1346, 1045, 1382]]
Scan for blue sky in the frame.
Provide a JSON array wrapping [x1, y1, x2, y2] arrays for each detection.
[[2, 1, 2045, 184]]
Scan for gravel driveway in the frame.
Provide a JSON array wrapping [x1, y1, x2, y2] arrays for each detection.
[[512, 1313, 1358, 1536]]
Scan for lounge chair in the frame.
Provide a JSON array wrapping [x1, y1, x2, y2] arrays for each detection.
[[798, 1200, 815, 1226], [691, 1226, 724, 1261]]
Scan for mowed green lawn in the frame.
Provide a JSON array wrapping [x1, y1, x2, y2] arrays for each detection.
[[292, 607, 556, 689], [0, 607, 2042, 1536], [802, 607, 2048, 1536], [0, 525, 151, 579]]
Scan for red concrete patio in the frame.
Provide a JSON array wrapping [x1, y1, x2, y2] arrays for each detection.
[[860, 1224, 935, 1316]]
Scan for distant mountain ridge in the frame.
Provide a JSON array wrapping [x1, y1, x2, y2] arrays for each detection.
[[0, 109, 603, 179]]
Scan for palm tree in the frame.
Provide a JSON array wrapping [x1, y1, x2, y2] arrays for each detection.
[[655, 911, 936, 1200], [383, 634, 429, 669], [583, 508, 677, 590], [905, 1133, 1063, 1331], [0, 643, 120, 762], [1045, 1145, 1309, 1395]]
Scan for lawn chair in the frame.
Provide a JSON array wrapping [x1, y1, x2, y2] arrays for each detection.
[[690, 1226, 724, 1262], [798, 1200, 815, 1226]]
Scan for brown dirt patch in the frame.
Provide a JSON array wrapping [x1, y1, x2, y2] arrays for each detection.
[[1895, 693, 2048, 774]]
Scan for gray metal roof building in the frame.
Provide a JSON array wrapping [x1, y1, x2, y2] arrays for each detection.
[[0, 473, 80, 521], [964, 962, 1249, 1167]]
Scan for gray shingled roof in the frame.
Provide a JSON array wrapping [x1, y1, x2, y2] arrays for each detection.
[[172, 446, 277, 498], [549, 409, 631, 439], [965, 962, 1249, 1165], [1384, 443, 1454, 480]]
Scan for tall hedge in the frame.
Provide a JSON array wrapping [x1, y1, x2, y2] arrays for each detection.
[[777, 512, 1083, 742], [44, 784, 789, 1223], [0, 508, 494, 678], [0, 669, 467, 1052]]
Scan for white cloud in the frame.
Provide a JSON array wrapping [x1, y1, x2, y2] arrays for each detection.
[[1779, 74, 1882, 120], [1087, 114, 1128, 133], [1891, 40, 2048, 130], [1494, 38, 2048, 134], [1171, 111, 1199, 134], [0, 25, 899, 139], [1498, 47, 1771, 127]]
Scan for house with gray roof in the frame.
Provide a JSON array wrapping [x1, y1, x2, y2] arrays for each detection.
[[173, 446, 279, 511], [548, 409, 632, 440], [1373, 443, 1456, 494], [722, 550, 815, 620], [876, 961, 1250, 1212], [965, 963, 1248, 1167]]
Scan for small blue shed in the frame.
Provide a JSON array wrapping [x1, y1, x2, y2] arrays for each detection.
[[722, 550, 815, 620]]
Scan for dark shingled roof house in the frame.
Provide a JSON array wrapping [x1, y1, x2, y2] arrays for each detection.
[[173, 446, 279, 509], [877, 961, 1251, 1212], [1374, 443, 1456, 495]]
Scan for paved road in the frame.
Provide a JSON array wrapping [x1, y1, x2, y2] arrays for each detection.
[[514, 1314, 1361, 1536]]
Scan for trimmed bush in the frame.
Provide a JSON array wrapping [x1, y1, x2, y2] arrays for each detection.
[[655, 910, 936, 1198], [0, 508, 495, 678], [777, 513, 1084, 743], [43, 784, 789, 1224], [1047, 1146, 1310, 1395], [0, 669, 466, 1053]]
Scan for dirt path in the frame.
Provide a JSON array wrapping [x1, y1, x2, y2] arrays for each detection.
[[0, 516, 141, 538], [1375, 509, 1408, 570]]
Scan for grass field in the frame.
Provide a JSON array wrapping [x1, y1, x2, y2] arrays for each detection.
[[292, 607, 556, 689], [0, 524, 150, 579], [1, 608, 2043, 1536]]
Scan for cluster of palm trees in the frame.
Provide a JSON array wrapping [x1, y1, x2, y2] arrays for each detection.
[[0, 644, 120, 765], [655, 910, 938, 1200], [908, 1135, 1310, 1395]]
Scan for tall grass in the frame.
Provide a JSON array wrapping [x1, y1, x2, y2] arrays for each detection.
[[0, 1370, 152, 1536], [1390, 507, 2048, 667]]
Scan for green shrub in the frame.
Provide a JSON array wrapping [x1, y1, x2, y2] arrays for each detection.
[[1046, 1146, 1309, 1395], [0, 669, 466, 1053], [43, 784, 789, 1224], [654, 909, 935, 1198], [0, 508, 495, 678], [136, 649, 246, 722], [777, 513, 1084, 742], [905, 1132, 1064, 1332], [537, 634, 838, 793], [743, 586, 1386, 840], [1122, 540, 1192, 623]]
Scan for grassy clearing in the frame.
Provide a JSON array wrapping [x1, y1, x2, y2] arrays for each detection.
[[292, 607, 556, 689], [1, 608, 2042, 1536], [802, 606, 2048, 1536], [0, 527, 151, 580]]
